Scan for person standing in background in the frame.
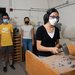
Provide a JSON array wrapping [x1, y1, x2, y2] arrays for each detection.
[[21, 17, 34, 58], [0, 13, 15, 72]]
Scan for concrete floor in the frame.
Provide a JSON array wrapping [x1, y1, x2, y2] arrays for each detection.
[[0, 61, 27, 75]]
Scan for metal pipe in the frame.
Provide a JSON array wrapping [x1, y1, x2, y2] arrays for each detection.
[[55, 2, 75, 9], [11, 1, 75, 12], [12, 8, 47, 12]]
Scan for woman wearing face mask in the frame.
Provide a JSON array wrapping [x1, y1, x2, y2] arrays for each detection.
[[21, 17, 34, 56], [36, 8, 61, 56]]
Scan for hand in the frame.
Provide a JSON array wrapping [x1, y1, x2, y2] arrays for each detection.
[[51, 47, 59, 54]]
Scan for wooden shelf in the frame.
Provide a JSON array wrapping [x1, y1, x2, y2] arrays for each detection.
[[13, 34, 22, 62]]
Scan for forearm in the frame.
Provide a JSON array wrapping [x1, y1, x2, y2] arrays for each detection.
[[32, 34, 34, 44], [11, 32, 13, 39], [37, 44, 53, 52], [31, 28, 34, 45], [10, 33, 13, 44]]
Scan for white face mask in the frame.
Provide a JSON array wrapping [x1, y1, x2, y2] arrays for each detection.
[[49, 18, 58, 26]]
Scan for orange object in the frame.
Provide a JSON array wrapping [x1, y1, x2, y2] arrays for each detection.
[[26, 50, 75, 75], [68, 44, 75, 56], [26, 50, 59, 75]]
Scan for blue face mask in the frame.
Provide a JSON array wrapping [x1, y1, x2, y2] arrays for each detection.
[[3, 19, 9, 23]]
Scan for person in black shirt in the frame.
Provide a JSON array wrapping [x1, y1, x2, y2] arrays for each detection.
[[36, 8, 61, 56]]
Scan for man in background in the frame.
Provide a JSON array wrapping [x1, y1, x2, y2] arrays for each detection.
[[0, 13, 15, 72]]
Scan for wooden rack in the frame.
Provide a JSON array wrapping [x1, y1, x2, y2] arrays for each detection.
[[13, 34, 22, 62]]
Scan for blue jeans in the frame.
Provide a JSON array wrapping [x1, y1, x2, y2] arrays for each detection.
[[22, 39, 32, 51]]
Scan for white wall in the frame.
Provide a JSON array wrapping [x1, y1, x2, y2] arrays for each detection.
[[12, 0, 48, 9], [10, 0, 49, 26], [48, 0, 67, 8], [10, 0, 75, 27], [46, 0, 75, 27], [55, 0, 75, 27], [0, 0, 49, 26], [58, 4, 75, 27], [1, 0, 75, 28]]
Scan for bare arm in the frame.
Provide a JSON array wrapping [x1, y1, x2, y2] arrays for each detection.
[[11, 32, 13, 39], [10, 24, 13, 40], [37, 40, 59, 54], [10, 31, 13, 42], [31, 28, 34, 45]]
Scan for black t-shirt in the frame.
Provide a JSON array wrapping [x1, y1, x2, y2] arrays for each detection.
[[36, 25, 60, 56]]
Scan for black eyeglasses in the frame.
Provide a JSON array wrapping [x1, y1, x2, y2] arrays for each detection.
[[49, 16, 60, 19]]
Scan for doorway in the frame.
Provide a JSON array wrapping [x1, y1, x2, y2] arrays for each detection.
[[0, 8, 6, 24]]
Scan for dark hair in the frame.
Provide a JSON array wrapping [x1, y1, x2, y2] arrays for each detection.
[[24, 17, 30, 21], [2, 13, 10, 19], [43, 14, 49, 24], [43, 8, 59, 24]]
